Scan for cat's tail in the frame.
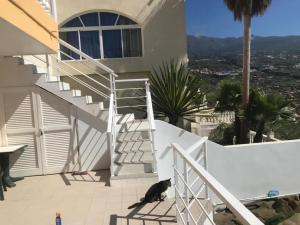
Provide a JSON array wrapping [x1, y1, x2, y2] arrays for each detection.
[[127, 201, 145, 209]]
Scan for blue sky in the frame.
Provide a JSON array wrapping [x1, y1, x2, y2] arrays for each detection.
[[185, 0, 300, 37]]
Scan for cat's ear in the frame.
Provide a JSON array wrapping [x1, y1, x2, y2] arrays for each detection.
[[168, 178, 171, 181]]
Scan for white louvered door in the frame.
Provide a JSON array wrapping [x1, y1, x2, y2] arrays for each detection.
[[0, 87, 43, 177], [38, 89, 77, 174]]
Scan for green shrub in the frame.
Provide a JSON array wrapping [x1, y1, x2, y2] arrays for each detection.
[[209, 123, 235, 145], [265, 212, 294, 225]]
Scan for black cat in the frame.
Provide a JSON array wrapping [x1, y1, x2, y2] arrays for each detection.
[[128, 178, 172, 209]]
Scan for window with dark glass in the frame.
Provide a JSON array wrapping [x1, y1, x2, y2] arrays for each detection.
[[103, 30, 122, 58], [59, 12, 142, 60], [122, 29, 142, 57], [80, 31, 101, 58], [59, 32, 80, 60]]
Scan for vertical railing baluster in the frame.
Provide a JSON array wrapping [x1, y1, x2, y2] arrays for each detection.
[[203, 141, 209, 200], [45, 54, 50, 80], [183, 161, 190, 225], [173, 149, 180, 223]]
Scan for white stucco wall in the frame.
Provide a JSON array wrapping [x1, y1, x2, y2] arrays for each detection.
[[154, 119, 300, 202], [207, 140, 300, 201], [75, 107, 110, 171], [0, 57, 110, 175], [154, 120, 204, 197], [55, 0, 188, 74]]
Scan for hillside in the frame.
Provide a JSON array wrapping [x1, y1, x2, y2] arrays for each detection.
[[187, 35, 300, 57]]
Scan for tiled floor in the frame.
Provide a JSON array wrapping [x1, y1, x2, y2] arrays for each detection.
[[0, 170, 177, 225]]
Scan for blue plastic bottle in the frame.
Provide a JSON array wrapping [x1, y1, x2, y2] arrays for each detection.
[[56, 212, 62, 225]]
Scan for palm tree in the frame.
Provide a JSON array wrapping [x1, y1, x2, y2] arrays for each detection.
[[150, 61, 206, 127], [224, 0, 272, 143], [246, 90, 294, 143], [215, 80, 242, 143]]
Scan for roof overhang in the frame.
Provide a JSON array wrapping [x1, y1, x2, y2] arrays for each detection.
[[0, 0, 58, 56]]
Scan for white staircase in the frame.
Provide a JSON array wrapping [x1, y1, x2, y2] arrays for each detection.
[[108, 79, 157, 179], [16, 38, 157, 180], [113, 119, 154, 177]]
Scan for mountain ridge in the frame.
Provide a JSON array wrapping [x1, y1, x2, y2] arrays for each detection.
[[187, 35, 300, 57]]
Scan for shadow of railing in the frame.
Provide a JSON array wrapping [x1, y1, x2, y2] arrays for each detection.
[[109, 201, 176, 225]]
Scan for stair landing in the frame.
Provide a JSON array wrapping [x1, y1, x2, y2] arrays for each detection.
[[0, 170, 177, 225]]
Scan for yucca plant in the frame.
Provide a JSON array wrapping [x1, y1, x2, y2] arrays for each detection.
[[150, 61, 206, 127]]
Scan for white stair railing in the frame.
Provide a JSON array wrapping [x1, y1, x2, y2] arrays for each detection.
[[172, 141, 264, 225], [107, 94, 117, 177], [109, 78, 157, 175], [146, 81, 157, 173], [26, 38, 118, 104]]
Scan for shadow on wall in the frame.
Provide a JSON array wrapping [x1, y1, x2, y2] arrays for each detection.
[[73, 106, 110, 172], [154, 120, 204, 198]]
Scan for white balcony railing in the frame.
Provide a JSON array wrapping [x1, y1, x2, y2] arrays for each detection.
[[195, 112, 235, 125], [37, 0, 51, 13], [249, 130, 281, 143], [172, 141, 264, 225]]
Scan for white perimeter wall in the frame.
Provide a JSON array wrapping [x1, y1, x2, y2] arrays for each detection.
[[154, 120, 204, 197], [208, 140, 300, 201], [154, 119, 300, 201]]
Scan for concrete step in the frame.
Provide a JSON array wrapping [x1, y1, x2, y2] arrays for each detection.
[[86, 95, 93, 104], [72, 89, 82, 97], [35, 74, 106, 116], [116, 140, 152, 153], [59, 81, 70, 91], [114, 151, 153, 164], [47, 75, 60, 82], [119, 119, 150, 133], [113, 162, 153, 176], [117, 130, 150, 142], [116, 113, 135, 124], [110, 173, 158, 183]]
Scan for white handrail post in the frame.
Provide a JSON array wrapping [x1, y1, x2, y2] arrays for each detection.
[[112, 75, 118, 115], [146, 81, 157, 173], [183, 161, 190, 225], [173, 148, 180, 223], [203, 140, 209, 200], [45, 54, 50, 79]]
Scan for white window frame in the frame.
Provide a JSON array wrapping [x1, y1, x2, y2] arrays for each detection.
[[59, 14, 144, 60]]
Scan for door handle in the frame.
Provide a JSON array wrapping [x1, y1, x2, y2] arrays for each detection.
[[40, 130, 44, 136]]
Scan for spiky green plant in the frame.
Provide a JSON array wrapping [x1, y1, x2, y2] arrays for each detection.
[[150, 61, 206, 127]]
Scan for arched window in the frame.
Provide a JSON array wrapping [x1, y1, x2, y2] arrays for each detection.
[[59, 12, 143, 60]]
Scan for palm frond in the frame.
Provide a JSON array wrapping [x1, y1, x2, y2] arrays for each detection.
[[224, 0, 272, 21]]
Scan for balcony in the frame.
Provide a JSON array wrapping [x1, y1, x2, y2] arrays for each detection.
[[0, 0, 58, 56]]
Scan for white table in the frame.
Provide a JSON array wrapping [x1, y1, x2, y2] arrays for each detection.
[[0, 145, 27, 154]]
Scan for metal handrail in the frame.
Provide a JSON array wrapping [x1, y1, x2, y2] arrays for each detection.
[[107, 94, 116, 176], [59, 39, 118, 77], [172, 143, 264, 225], [115, 78, 149, 83], [33, 55, 109, 99], [146, 82, 157, 173], [59, 50, 111, 82], [54, 55, 111, 91], [146, 82, 156, 131]]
